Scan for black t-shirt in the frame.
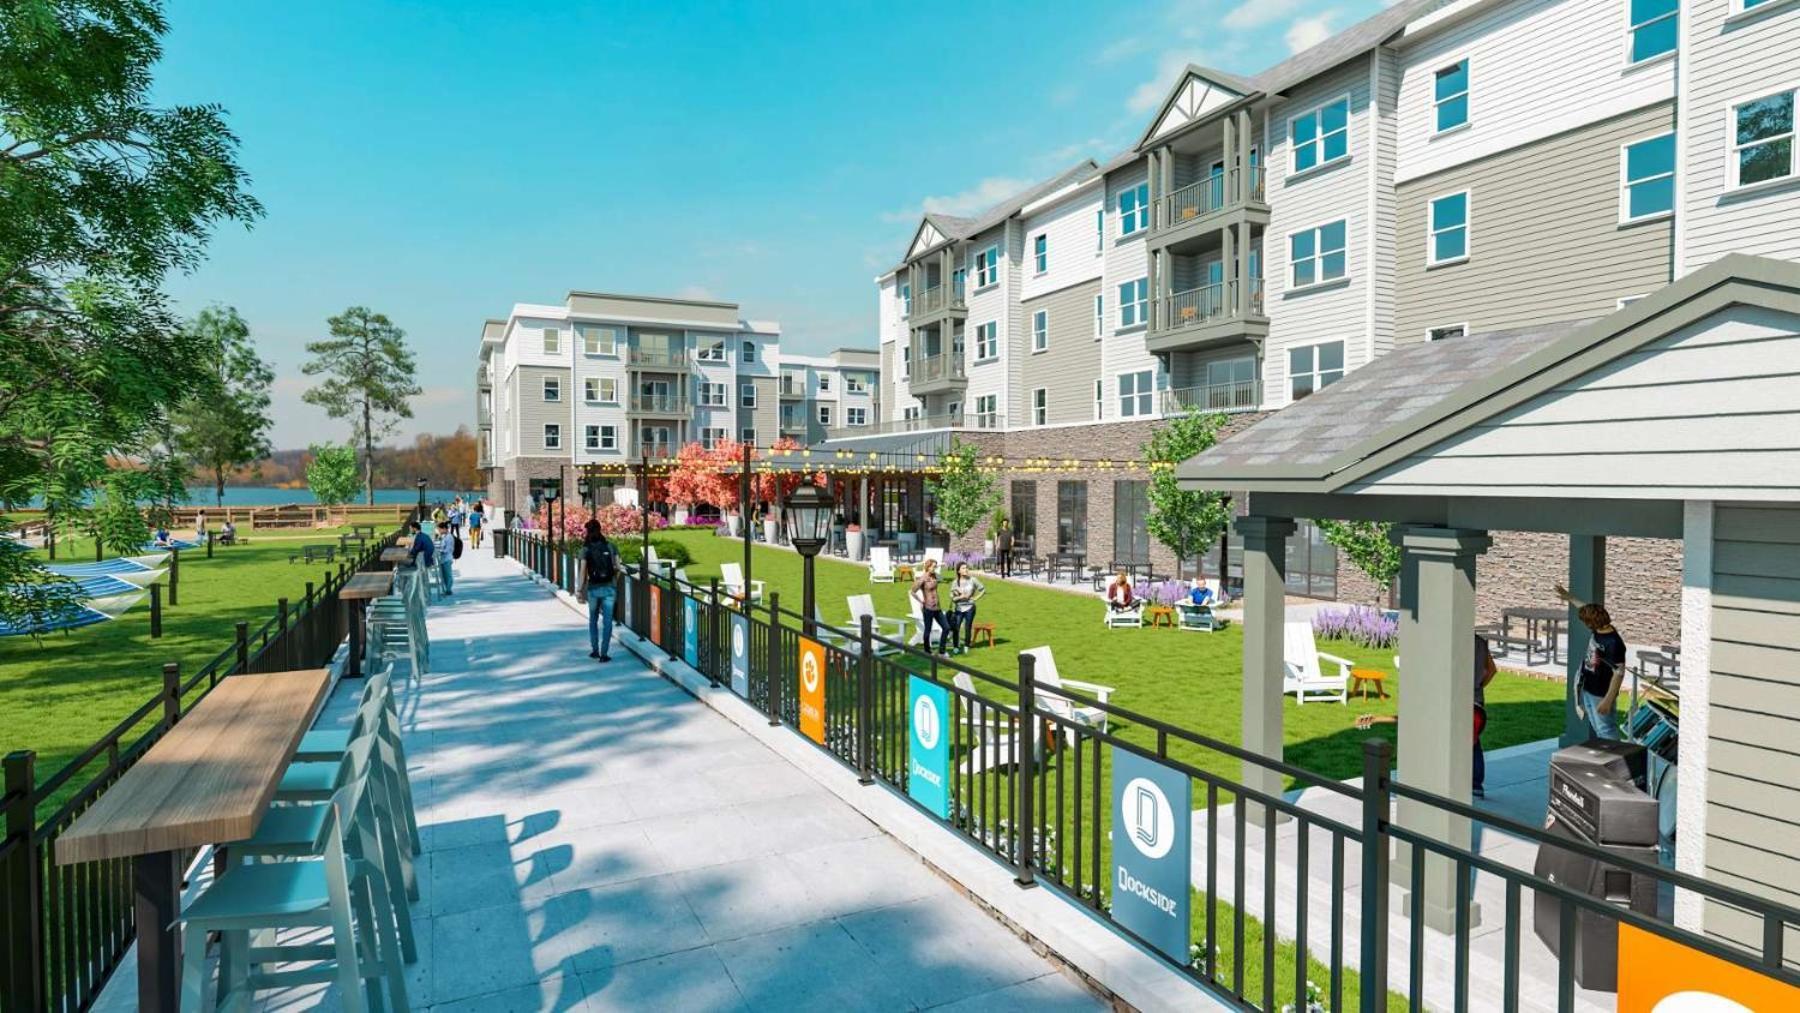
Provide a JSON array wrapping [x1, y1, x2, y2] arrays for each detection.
[[1579, 629, 1627, 697]]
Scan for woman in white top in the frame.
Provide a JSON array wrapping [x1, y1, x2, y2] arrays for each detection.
[[946, 562, 986, 654]]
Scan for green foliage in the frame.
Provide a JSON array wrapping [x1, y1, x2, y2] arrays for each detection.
[[926, 439, 1001, 538], [172, 306, 274, 506], [1316, 519, 1400, 603], [85, 478, 149, 556], [1143, 411, 1232, 569], [305, 443, 362, 507], [616, 538, 692, 569], [301, 307, 420, 504], [0, 542, 82, 640]]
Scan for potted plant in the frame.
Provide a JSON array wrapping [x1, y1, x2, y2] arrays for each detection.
[[845, 522, 864, 561], [897, 514, 919, 554], [723, 510, 742, 538], [763, 508, 780, 547]]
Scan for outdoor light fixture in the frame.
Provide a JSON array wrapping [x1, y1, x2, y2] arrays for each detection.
[[416, 478, 427, 514], [784, 481, 834, 559]]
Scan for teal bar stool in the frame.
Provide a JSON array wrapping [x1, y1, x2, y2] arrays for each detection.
[[282, 670, 421, 863], [177, 746, 408, 1012]]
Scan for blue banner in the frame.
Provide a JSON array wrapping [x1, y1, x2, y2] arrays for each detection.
[[682, 595, 699, 667], [1111, 746, 1191, 964], [907, 676, 951, 819], [729, 612, 749, 697]]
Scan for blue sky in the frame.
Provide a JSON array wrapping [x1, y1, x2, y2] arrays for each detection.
[[155, 0, 1381, 448]]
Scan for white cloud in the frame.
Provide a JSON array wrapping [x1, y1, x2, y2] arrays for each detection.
[[1128, 50, 1195, 115], [882, 175, 1034, 223], [1224, 0, 1304, 30], [1040, 137, 1110, 166], [1097, 36, 1151, 65], [1285, 14, 1336, 53], [673, 284, 718, 301]]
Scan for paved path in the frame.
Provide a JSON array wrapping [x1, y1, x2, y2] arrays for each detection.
[[339, 541, 1101, 1011]]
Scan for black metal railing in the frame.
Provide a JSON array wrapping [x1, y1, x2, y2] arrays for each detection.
[[497, 537, 1800, 1011], [0, 528, 401, 1013]]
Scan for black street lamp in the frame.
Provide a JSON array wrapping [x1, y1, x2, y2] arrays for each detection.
[[416, 479, 427, 519], [785, 481, 834, 636]]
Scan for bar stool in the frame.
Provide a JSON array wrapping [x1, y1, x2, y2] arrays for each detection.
[[295, 670, 422, 860]]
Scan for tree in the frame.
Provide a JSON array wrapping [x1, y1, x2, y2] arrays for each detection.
[[306, 443, 362, 509], [665, 440, 742, 512], [926, 438, 1001, 539], [1143, 411, 1232, 575], [172, 306, 273, 506], [301, 307, 420, 504], [1317, 519, 1401, 605]]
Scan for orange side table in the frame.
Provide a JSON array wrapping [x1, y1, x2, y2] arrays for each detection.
[[1349, 668, 1389, 700]]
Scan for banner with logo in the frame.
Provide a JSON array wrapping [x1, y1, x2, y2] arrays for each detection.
[[797, 635, 826, 744], [1619, 923, 1800, 1010], [1111, 746, 1191, 963], [682, 595, 699, 667], [649, 585, 662, 647], [729, 612, 750, 697], [906, 676, 951, 818], [621, 577, 633, 629]]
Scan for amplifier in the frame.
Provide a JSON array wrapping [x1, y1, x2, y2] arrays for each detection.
[[1551, 739, 1647, 791], [1549, 766, 1660, 847], [1533, 817, 1661, 992]]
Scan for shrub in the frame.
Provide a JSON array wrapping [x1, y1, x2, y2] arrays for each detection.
[[616, 538, 692, 569], [1312, 605, 1397, 648], [596, 503, 667, 539]]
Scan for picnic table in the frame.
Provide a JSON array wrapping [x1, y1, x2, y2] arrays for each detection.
[[56, 668, 332, 1011], [1502, 605, 1567, 664], [289, 543, 336, 564], [352, 523, 378, 540], [1045, 551, 1085, 583], [338, 530, 369, 553], [339, 570, 395, 678]]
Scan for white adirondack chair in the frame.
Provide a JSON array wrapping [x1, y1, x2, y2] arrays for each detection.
[[1284, 621, 1352, 704], [845, 594, 909, 650], [923, 546, 945, 569], [869, 546, 896, 583], [645, 545, 670, 577], [1022, 646, 1117, 735], [720, 562, 765, 603], [954, 671, 1015, 774]]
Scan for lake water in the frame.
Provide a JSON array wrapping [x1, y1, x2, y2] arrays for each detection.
[[15, 486, 477, 508]]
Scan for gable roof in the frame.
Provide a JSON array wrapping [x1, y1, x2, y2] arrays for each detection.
[[1135, 65, 1261, 150], [892, 160, 1101, 271], [1176, 255, 1800, 494]]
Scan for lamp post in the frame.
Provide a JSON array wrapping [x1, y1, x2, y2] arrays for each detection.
[[784, 481, 834, 637], [416, 479, 427, 521]]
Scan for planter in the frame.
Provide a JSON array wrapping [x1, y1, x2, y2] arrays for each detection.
[[983, 539, 995, 559], [764, 519, 780, 546], [725, 514, 741, 538], [897, 532, 919, 554], [846, 529, 865, 561]]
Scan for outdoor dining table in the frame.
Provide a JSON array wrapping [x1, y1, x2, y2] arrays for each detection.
[[379, 546, 412, 571], [1043, 552, 1085, 584], [55, 668, 332, 1012], [339, 570, 395, 678], [1502, 606, 1567, 664]]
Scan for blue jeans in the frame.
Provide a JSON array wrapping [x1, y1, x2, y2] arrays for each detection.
[[919, 608, 946, 651], [438, 558, 453, 594], [587, 585, 615, 656], [1580, 688, 1622, 740], [949, 606, 976, 648]]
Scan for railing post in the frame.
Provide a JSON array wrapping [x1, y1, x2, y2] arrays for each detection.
[[857, 614, 874, 786], [278, 597, 290, 669], [149, 582, 162, 639], [1015, 650, 1038, 889], [707, 578, 722, 686], [162, 662, 182, 726], [168, 547, 180, 605], [234, 621, 249, 674], [767, 591, 782, 726], [1360, 739, 1393, 1010], [2, 750, 45, 1010], [206, 532, 214, 559]]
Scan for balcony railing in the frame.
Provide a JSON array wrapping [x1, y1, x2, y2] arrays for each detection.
[[824, 410, 964, 439], [626, 348, 689, 369], [629, 393, 690, 414], [1159, 278, 1266, 331], [1159, 166, 1266, 228], [1161, 377, 1261, 415], [635, 442, 676, 460], [779, 377, 804, 398], [911, 352, 966, 385], [912, 283, 966, 317], [779, 413, 808, 433]]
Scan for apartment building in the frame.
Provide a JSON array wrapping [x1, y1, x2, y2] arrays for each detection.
[[781, 348, 881, 443], [475, 291, 782, 514], [864, 0, 1798, 617]]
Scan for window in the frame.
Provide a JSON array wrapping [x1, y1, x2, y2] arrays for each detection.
[[1290, 96, 1350, 174], [1428, 192, 1470, 265], [975, 321, 998, 361], [1118, 370, 1153, 417], [1032, 310, 1049, 351], [696, 338, 726, 362], [1427, 324, 1466, 342], [1094, 294, 1104, 339], [903, 405, 921, 421], [1119, 183, 1150, 235], [584, 425, 603, 451], [702, 427, 728, 448], [743, 341, 756, 362], [1628, 0, 1679, 64], [1056, 481, 1087, 553], [1032, 388, 1048, 426], [974, 245, 1000, 287], [699, 382, 726, 407], [901, 283, 912, 316], [541, 327, 560, 354], [818, 405, 833, 426], [845, 407, 866, 427], [1206, 358, 1257, 409], [584, 377, 617, 403], [1731, 90, 1795, 189], [1118, 278, 1148, 328], [543, 424, 562, 450], [1434, 60, 1469, 133], [580, 326, 617, 355], [740, 382, 757, 408], [975, 394, 998, 428], [1113, 480, 1149, 565], [741, 427, 756, 444], [1095, 209, 1105, 251], [818, 373, 831, 392], [1289, 220, 1347, 288], [845, 373, 868, 394], [901, 350, 911, 379], [1093, 379, 1104, 420], [1011, 480, 1037, 543], [1621, 132, 1676, 222], [1288, 341, 1344, 401], [543, 376, 561, 402], [1033, 234, 1048, 273]]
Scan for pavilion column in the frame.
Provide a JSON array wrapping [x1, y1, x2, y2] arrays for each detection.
[[1562, 535, 1607, 746], [1236, 514, 1294, 825], [1393, 525, 1491, 931]]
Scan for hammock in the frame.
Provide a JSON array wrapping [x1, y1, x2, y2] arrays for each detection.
[[45, 558, 167, 586], [0, 603, 110, 637], [144, 538, 202, 551]]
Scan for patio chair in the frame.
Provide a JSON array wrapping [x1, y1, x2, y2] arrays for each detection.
[[720, 562, 765, 604], [1176, 601, 1227, 632], [1022, 646, 1116, 736], [954, 671, 1015, 774], [1103, 597, 1144, 629], [846, 594, 909, 645], [1284, 621, 1351, 704], [869, 546, 896, 583], [923, 546, 945, 569]]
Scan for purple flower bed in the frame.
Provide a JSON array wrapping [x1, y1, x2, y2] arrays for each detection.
[[1129, 578, 1188, 607], [1312, 605, 1397, 649]]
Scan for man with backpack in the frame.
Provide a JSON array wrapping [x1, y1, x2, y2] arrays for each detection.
[[435, 522, 457, 596], [580, 519, 617, 661]]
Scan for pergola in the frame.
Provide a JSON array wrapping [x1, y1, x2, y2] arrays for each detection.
[[1175, 254, 1800, 950]]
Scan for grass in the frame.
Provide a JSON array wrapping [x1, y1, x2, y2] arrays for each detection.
[[2, 525, 384, 813]]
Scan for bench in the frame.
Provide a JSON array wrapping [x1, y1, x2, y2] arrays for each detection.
[[289, 544, 336, 564], [1485, 631, 1550, 667]]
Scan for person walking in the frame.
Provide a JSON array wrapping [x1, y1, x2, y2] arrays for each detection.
[[996, 518, 1014, 579], [435, 522, 456, 597], [947, 561, 986, 654], [1554, 583, 1629, 740], [448, 499, 464, 538], [580, 519, 618, 661], [468, 502, 485, 549], [911, 557, 946, 654]]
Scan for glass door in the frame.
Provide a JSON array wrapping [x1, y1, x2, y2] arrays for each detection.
[[1057, 481, 1088, 554], [1112, 480, 1149, 565]]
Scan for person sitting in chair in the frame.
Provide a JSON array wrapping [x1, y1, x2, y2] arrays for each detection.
[[1106, 571, 1136, 612], [1189, 580, 1214, 607], [152, 526, 172, 548], [218, 520, 237, 546]]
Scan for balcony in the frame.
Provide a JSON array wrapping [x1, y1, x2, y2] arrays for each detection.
[[1150, 166, 1268, 254], [626, 347, 689, 371], [909, 283, 966, 325], [1146, 279, 1269, 354], [779, 376, 805, 398], [634, 441, 677, 460], [1159, 377, 1261, 415], [779, 413, 808, 435], [907, 352, 966, 396], [823, 410, 963, 440], [628, 393, 691, 416]]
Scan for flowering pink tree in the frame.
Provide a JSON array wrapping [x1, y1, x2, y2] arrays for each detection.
[[665, 440, 742, 511]]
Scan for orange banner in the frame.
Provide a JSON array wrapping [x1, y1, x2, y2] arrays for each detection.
[[1617, 923, 1800, 1012], [797, 636, 826, 744], [649, 586, 662, 647]]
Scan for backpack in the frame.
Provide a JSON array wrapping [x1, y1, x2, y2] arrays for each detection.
[[452, 532, 463, 559], [584, 539, 617, 585]]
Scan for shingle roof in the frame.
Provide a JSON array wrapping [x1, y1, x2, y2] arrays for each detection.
[[1185, 320, 1588, 474], [894, 160, 1103, 270], [1250, 0, 1455, 95]]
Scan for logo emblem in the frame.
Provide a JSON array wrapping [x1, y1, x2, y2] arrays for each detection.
[[1121, 777, 1175, 859], [912, 693, 941, 750], [800, 649, 821, 693], [732, 623, 745, 659]]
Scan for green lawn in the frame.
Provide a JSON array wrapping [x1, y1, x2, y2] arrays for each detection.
[[2, 526, 382, 812]]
